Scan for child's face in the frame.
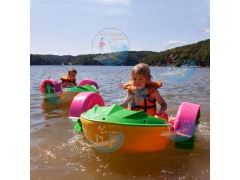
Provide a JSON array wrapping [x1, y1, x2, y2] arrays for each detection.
[[68, 71, 77, 78], [131, 74, 147, 89]]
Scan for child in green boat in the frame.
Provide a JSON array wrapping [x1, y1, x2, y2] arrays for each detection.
[[119, 63, 167, 117], [60, 68, 78, 88]]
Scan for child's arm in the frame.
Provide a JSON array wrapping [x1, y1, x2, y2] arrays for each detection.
[[119, 91, 132, 108], [152, 90, 167, 113]]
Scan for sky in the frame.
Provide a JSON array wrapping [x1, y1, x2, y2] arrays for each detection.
[[30, 0, 210, 56]]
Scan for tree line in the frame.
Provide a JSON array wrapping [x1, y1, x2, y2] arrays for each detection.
[[30, 39, 210, 67]]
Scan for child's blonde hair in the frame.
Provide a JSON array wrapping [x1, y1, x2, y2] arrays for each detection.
[[130, 63, 152, 81]]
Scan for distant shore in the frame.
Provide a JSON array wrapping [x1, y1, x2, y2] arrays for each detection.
[[30, 64, 210, 68]]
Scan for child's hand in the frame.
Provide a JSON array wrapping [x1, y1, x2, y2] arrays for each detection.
[[156, 112, 168, 121], [105, 104, 112, 107], [156, 112, 164, 117]]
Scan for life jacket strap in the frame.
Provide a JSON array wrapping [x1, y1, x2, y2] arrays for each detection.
[[131, 105, 156, 112]]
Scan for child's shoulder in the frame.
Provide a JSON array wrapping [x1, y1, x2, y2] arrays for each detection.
[[146, 81, 162, 88], [146, 81, 162, 93]]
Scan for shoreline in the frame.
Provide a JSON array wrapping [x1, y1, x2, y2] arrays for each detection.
[[30, 65, 210, 68]]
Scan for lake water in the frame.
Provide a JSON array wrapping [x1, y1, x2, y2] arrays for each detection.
[[30, 65, 210, 180]]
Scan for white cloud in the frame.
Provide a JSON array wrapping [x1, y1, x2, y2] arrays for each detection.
[[31, 51, 43, 55], [168, 40, 178, 44], [130, 48, 145, 51], [194, 28, 210, 33], [167, 40, 187, 44], [199, 18, 207, 23], [83, 0, 132, 16], [203, 28, 210, 32], [105, 8, 131, 16], [78, 50, 93, 55], [89, 0, 131, 6], [203, 0, 210, 6], [47, 51, 58, 55], [51, 50, 93, 56], [92, 48, 99, 52]]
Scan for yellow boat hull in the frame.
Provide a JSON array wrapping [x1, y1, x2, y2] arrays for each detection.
[[80, 117, 171, 153], [43, 91, 79, 104]]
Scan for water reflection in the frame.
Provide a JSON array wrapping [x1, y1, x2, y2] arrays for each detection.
[[41, 100, 71, 120]]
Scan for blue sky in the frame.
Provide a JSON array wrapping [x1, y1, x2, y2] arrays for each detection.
[[30, 0, 210, 55]]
